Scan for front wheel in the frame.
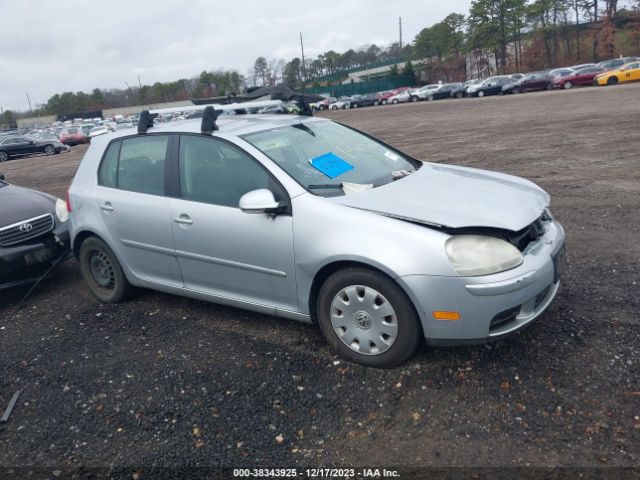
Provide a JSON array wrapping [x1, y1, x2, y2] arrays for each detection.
[[455, 92, 463, 98], [563, 81, 573, 90], [410, 96, 418, 102], [607, 76, 618, 85], [79, 237, 136, 303], [391, 99, 399, 104], [352, 103, 358, 108], [478, 91, 485, 97], [546, 83, 553, 90], [44, 144, 56, 155], [373, 100, 379, 106], [317, 267, 421, 368], [381, 99, 387, 105], [0, 151, 8, 162]]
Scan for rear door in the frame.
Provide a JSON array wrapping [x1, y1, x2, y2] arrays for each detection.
[[169, 134, 298, 312], [95, 134, 183, 287]]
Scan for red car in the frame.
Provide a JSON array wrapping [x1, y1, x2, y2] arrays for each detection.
[[554, 66, 605, 89], [377, 87, 411, 105], [59, 127, 89, 146]]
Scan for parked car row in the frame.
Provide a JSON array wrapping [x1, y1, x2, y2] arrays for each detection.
[[314, 56, 640, 110]]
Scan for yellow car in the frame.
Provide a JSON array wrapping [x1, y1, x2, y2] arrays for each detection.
[[595, 61, 640, 86]]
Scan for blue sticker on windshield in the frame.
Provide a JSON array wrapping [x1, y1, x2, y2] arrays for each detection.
[[309, 152, 354, 179]]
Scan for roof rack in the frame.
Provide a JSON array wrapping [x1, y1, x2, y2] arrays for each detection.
[[148, 99, 285, 116]]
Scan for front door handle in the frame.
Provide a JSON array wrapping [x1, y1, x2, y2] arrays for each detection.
[[100, 202, 114, 212], [173, 214, 193, 225]]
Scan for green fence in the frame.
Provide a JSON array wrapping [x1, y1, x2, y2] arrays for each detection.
[[307, 74, 415, 97]]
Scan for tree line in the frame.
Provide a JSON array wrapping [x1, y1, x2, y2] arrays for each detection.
[[8, 0, 640, 121]]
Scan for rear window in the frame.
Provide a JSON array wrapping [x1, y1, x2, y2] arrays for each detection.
[[97, 135, 169, 196]]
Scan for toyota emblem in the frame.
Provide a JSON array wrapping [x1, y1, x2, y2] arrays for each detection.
[[19, 223, 33, 233]]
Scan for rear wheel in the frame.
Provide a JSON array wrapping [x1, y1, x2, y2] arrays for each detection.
[[478, 91, 485, 97], [455, 92, 463, 98], [317, 267, 421, 368], [373, 100, 379, 106], [381, 99, 388, 105], [391, 99, 399, 104], [0, 151, 8, 162], [607, 76, 618, 85], [44, 144, 56, 155], [427, 95, 434, 102], [352, 103, 358, 108], [79, 237, 136, 303], [546, 83, 553, 90], [410, 96, 418, 102]]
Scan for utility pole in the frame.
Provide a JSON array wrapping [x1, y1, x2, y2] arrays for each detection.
[[399, 17, 403, 50], [25, 92, 34, 115], [138, 75, 142, 89], [300, 32, 307, 87]]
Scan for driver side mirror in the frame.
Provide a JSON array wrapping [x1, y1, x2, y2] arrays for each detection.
[[239, 189, 285, 215]]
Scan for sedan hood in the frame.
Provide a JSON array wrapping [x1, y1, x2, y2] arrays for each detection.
[[332, 163, 550, 231], [0, 184, 56, 227]]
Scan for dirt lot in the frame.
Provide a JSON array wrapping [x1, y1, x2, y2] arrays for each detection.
[[1, 84, 639, 476]]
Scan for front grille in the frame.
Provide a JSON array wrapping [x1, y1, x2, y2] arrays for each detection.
[[489, 306, 521, 331], [507, 215, 547, 252], [0, 214, 55, 247]]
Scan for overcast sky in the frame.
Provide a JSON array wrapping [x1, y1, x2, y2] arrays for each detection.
[[0, 0, 472, 112]]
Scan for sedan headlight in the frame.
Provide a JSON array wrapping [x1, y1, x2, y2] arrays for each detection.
[[445, 235, 523, 276], [55, 198, 69, 223]]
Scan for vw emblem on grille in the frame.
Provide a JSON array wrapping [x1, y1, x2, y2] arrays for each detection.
[[19, 223, 33, 233], [354, 311, 372, 330]]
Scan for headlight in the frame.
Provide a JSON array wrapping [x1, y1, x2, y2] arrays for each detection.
[[445, 235, 523, 276], [55, 198, 69, 223]]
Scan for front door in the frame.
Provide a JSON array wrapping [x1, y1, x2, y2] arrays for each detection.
[[169, 134, 298, 312]]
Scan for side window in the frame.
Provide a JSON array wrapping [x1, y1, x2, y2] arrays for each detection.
[[118, 136, 169, 196], [178, 135, 277, 208], [98, 141, 120, 188]]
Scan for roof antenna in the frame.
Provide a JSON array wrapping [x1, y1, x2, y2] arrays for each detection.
[[137, 110, 158, 134], [201, 106, 222, 135]]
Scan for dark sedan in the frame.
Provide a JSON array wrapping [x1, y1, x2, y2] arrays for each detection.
[[425, 83, 465, 101], [471, 76, 512, 97], [0, 135, 68, 162], [349, 94, 379, 108], [505, 73, 554, 94], [0, 173, 71, 289]]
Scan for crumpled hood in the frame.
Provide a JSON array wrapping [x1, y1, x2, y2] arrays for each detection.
[[331, 163, 550, 231], [0, 184, 56, 227]]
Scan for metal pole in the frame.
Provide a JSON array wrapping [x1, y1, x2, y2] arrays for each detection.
[[399, 17, 403, 50], [300, 32, 307, 87], [25, 92, 33, 114], [138, 75, 142, 89]]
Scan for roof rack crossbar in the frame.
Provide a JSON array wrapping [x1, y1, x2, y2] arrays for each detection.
[[149, 100, 285, 116]]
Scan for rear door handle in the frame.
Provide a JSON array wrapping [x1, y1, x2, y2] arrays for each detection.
[[173, 214, 193, 225], [100, 202, 114, 212]]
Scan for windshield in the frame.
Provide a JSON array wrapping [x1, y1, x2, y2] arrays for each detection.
[[242, 121, 419, 196]]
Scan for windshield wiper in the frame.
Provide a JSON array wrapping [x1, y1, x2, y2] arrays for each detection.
[[308, 183, 343, 190]]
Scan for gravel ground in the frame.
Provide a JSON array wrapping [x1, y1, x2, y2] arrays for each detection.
[[0, 84, 639, 477]]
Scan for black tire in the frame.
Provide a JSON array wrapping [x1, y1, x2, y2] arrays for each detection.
[[352, 103, 358, 108], [478, 91, 485, 97], [427, 95, 434, 102], [455, 92, 463, 98], [607, 76, 618, 85], [44, 144, 56, 155], [373, 100, 379, 106], [546, 83, 553, 90], [316, 267, 422, 368], [410, 96, 418, 102], [381, 99, 387, 105], [391, 99, 399, 104], [0, 151, 8, 162], [79, 236, 136, 303], [563, 81, 572, 90]]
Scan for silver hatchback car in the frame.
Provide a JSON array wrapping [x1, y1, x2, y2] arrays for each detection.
[[68, 105, 565, 367]]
